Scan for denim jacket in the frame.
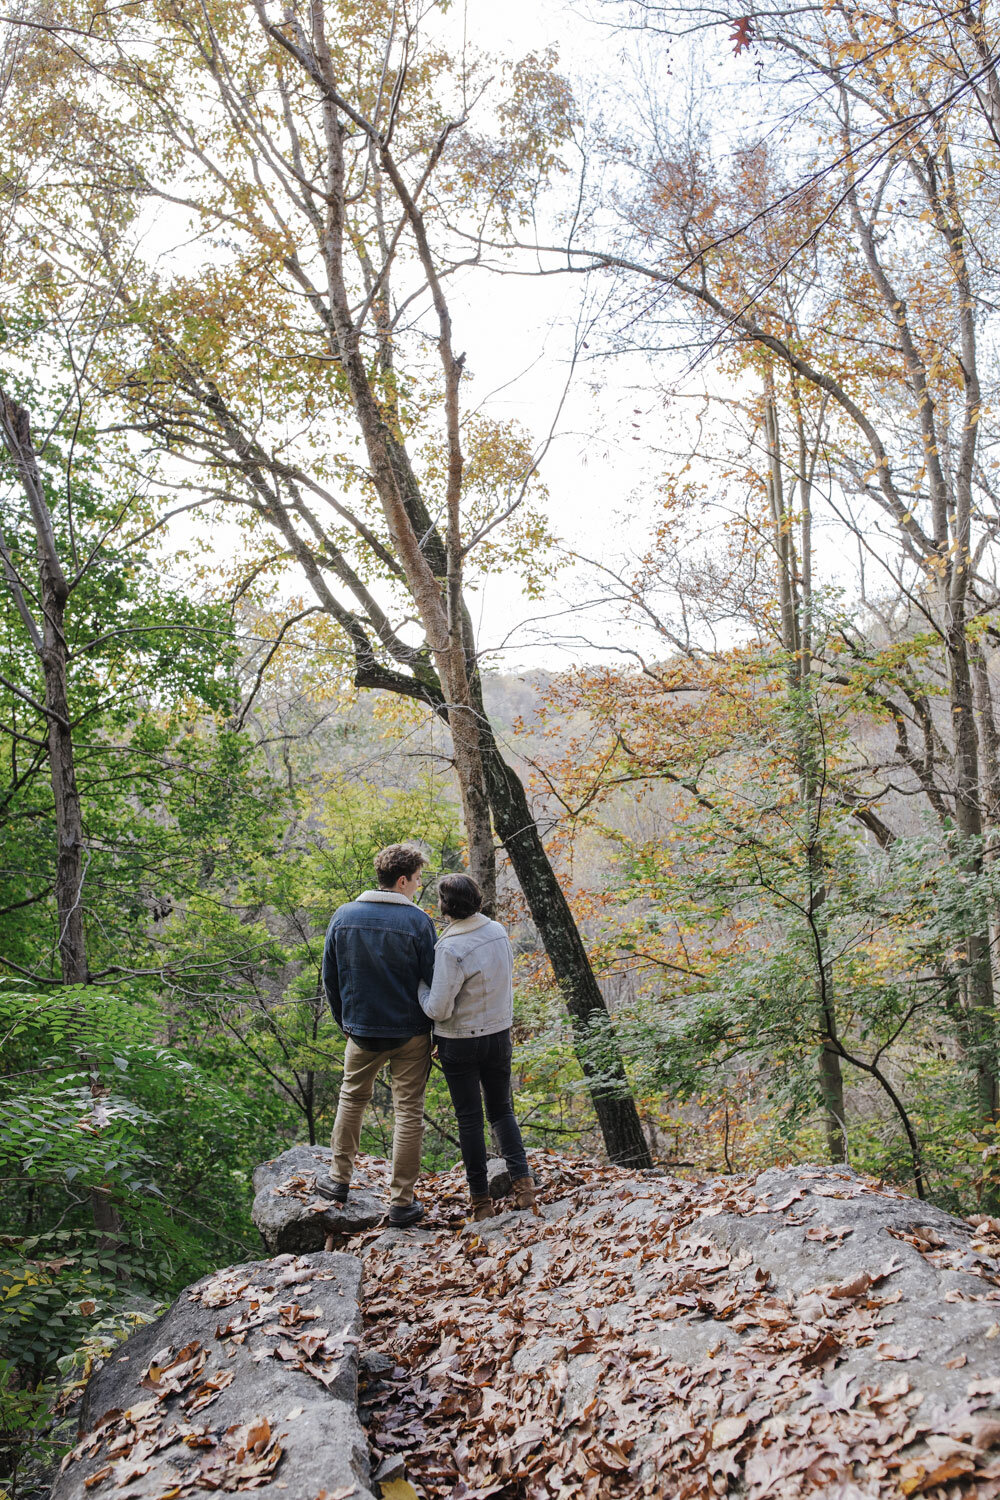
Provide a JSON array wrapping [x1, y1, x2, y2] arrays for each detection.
[[323, 891, 436, 1040]]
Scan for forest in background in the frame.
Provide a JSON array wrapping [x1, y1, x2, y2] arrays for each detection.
[[3, 0, 1000, 1489]]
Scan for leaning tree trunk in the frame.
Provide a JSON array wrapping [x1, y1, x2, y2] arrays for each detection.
[[477, 715, 653, 1168]]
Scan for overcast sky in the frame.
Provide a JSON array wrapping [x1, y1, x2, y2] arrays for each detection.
[[427, 0, 871, 674], [423, 0, 678, 669]]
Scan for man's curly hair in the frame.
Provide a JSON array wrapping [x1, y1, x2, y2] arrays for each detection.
[[374, 843, 427, 889]]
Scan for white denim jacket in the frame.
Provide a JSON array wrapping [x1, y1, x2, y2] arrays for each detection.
[[418, 914, 514, 1038]]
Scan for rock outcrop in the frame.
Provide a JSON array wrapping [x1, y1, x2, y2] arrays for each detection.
[[252, 1144, 384, 1253], [487, 1156, 512, 1199], [698, 1163, 1000, 1413], [356, 1155, 1000, 1498], [54, 1149, 1000, 1500], [53, 1251, 374, 1500]]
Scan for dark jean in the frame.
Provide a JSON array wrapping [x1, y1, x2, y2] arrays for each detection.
[[436, 1028, 529, 1198]]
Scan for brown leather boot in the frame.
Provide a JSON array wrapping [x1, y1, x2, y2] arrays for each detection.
[[469, 1195, 493, 1222], [512, 1176, 536, 1212]]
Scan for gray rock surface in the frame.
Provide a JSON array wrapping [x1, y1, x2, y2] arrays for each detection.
[[487, 1157, 511, 1198], [252, 1144, 384, 1253], [698, 1163, 1000, 1415], [53, 1251, 375, 1500], [507, 1161, 1000, 1421], [357, 1157, 1000, 1495]]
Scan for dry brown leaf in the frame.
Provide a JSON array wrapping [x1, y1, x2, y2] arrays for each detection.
[[710, 1414, 750, 1448], [183, 1367, 236, 1414], [244, 1415, 271, 1453], [901, 1457, 976, 1494], [827, 1272, 873, 1299], [969, 1418, 1000, 1451]]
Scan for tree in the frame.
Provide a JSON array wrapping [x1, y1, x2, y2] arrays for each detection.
[[522, 0, 1000, 1135], [3, 0, 652, 1164], [0, 388, 88, 985]]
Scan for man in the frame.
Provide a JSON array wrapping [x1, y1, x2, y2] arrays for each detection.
[[322, 843, 436, 1227]]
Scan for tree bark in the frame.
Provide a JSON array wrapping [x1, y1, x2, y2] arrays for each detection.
[[42, 607, 88, 986], [477, 715, 653, 1168], [947, 620, 999, 1122], [0, 391, 88, 983], [0, 387, 122, 1247], [765, 381, 847, 1160]]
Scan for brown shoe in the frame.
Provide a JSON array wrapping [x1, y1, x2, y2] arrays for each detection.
[[512, 1176, 536, 1212], [469, 1195, 493, 1222]]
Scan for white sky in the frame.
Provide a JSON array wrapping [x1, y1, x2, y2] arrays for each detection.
[[431, 0, 872, 672], [429, 0, 685, 668]]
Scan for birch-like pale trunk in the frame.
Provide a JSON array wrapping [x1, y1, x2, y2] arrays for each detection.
[[764, 375, 847, 1163], [0, 386, 121, 1247]]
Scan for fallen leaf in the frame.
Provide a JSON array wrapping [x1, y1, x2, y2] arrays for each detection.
[[245, 1415, 271, 1452], [901, 1458, 976, 1494], [827, 1271, 873, 1299], [510, 1420, 546, 1452], [123, 1399, 158, 1421], [183, 1368, 235, 1414], [711, 1414, 750, 1447], [800, 1331, 842, 1368], [969, 1418, 1000, 1451]]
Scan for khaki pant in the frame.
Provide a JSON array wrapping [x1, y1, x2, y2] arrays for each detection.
[[331, 1033, 431, 1206]]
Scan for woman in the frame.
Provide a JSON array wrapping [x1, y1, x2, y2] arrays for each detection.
[[419, 873, 535, 1221]]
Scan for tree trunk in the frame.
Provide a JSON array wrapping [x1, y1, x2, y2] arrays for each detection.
[[0, 388, 121, 1248], [42, 610, 88, 986], [947, 622, 999, 1123], [477, 717, 653, 1168], [766, 381, 848, 1161]]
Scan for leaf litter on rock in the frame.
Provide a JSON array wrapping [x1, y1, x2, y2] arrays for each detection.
[[61, 1255, 352, 1495], [351, 1151, 1000, 1500]]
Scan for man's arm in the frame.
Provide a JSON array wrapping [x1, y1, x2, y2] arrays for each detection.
[[416, 914, 436, 989], [418, 945, 465, 1023], [322, 922, 344, 1032]]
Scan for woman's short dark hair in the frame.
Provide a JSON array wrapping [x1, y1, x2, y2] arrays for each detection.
[[438, 873, 483, 921]]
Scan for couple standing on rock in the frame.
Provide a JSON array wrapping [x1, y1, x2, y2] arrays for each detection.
[[322, 842, 536, 1228]]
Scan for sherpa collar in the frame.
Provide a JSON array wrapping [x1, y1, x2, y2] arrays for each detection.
[[357, 890, 415, 905], [441, 913, 492, 937]]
